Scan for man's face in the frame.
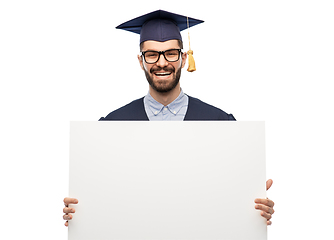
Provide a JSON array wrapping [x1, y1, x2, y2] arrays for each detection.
[[138, 40, 187, 93]]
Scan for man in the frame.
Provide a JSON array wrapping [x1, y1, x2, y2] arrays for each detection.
[[63, 9, 274, 227]]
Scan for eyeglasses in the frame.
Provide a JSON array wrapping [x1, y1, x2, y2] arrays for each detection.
[[141, 49, 182, 64]]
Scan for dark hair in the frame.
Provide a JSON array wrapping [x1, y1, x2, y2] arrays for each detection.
[[140, 40, 183, 52]]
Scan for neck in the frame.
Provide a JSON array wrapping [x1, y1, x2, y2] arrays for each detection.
[[149, 83, 181, 106]]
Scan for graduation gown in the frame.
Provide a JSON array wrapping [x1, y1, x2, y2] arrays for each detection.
[[99, 96, 235, 121]]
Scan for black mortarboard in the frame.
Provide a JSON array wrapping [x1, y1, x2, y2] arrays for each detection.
[[116, 9, 204, 44]]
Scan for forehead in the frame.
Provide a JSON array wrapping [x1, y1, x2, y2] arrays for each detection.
[[141, 40, 180, 51]]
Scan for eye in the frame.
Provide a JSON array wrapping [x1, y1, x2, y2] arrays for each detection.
[[166, 50, 179, 56], [145, 52, 158, 58]]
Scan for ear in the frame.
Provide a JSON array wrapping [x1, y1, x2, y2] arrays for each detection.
[[181, 52, 187, 69], [138, 54, 145, 71]]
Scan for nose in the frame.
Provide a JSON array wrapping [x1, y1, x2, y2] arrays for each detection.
[[155, 53, 169, 67]]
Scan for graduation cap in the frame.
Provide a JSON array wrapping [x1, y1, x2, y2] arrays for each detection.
[[116, 10, 204, 72]]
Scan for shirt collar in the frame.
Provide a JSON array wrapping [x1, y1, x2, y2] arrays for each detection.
[[145, 89, 187, 116]]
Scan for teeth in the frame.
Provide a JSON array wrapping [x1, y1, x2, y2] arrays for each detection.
[[155, 72, 171, 76]]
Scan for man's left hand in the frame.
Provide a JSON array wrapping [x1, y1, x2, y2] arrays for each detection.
[[254, 179, 275, 225]]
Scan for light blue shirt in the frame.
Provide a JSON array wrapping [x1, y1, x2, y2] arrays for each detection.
[[144, 90, 189, 121]]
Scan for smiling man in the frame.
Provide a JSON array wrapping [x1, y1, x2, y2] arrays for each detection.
[[63, 9, 274, 227], [140, 40, 185, 106], [98, 10, 235, 121]]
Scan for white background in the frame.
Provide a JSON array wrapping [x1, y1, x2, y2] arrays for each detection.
[[0, 1, 333, 239]]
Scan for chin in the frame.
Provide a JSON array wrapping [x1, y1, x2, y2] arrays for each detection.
[[152, 83, 177, 93]]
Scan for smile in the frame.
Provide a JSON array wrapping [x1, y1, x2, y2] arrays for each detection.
[[154, 72, 172, 76]]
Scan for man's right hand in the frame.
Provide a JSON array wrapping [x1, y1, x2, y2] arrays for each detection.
[[63, 197, 79, 227]]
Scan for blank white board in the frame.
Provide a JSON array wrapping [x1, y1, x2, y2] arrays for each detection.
[[69, 121, 267, 240]]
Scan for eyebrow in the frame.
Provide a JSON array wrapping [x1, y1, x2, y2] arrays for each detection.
[[142, 48, 179, 52]]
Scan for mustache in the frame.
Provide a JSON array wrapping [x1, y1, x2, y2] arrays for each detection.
[[150, 65, 175, 74]]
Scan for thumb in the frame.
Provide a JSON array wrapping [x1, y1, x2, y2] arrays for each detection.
[[266, 179, 273, 191]]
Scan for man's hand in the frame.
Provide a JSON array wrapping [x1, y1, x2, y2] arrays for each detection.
[[63, 197, 79, 227], [63, 181, 275, 227], [254, 179, 275, 225]]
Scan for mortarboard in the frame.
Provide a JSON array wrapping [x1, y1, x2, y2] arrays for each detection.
[[116, 10, 204, 72]]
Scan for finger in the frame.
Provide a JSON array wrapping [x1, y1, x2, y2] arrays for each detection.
[[64, 197, 79, 206], [254, 198, 275, 208], [260, 211, 272, 220], [266, 179, 273, 191], [63, 213, 73, 221], [63, 207, 76, 214], [267, 220, 272, 226], [255, 204, 275, 215]]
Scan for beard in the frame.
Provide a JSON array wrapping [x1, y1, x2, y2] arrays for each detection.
[[144, 64, 182, 93]]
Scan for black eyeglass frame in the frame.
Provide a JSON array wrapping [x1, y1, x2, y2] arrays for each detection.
[[141, 49, 182, 64]]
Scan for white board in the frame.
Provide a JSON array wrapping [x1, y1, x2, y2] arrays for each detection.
[[69, 121, 267, 240]]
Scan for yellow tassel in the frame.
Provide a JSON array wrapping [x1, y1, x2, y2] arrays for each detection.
[[187, 50, 196, 72]]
